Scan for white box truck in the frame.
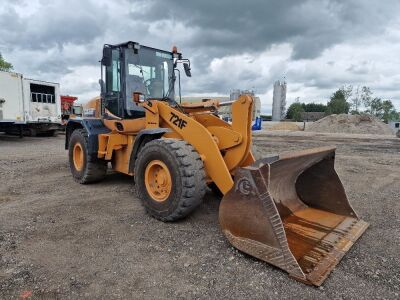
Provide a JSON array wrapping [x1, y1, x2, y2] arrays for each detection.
[[0, 70, 62, 136]]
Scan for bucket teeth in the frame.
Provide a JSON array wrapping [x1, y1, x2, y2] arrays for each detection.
[[219, 146, 368, 286]]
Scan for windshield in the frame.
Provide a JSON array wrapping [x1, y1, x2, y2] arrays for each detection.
[[124, 46, 174, 102]]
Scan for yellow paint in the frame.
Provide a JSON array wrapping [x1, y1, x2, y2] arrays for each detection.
[[206, 126, 242, 150], [156, 101, 234, 194], [83, 96, 101, 118], [103, 118, 146, 133], [240, 151, 256, 167], [222, 95, 253, 171], [144, 101, 160, 128], [144, 160, 172, 202], [73, 143, 84, 171], [111, 135, 135, 175], [98, 133, 128, 160], [95, 95, 256, 195], [194, 114, 231, 128]]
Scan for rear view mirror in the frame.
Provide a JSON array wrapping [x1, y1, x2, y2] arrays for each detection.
[[183, 63, 191, 77], [132, 92, 145, 103], [102, 47, 112, 66]]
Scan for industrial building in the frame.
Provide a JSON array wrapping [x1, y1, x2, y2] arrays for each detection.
[[271, 80, 287, 121]]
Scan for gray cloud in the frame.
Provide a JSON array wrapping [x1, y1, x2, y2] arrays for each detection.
[[0, 0, 399, 109], [0, 1, 108, 51], [129, 0, 398, 60]]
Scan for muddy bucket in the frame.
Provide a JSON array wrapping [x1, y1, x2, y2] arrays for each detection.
[[219, 146, 368, 286]]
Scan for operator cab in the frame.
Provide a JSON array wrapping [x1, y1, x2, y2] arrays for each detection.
[[100, 41, 191, 119]]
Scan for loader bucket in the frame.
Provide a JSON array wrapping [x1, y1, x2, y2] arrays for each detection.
[[219, 146, 368, 286]]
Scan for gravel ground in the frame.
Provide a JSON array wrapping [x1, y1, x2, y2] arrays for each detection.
[[0, 132, 399, 299]]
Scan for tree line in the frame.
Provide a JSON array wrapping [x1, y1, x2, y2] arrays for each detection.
[[286, 85, 399, 123], [0, 52, 13, 72]]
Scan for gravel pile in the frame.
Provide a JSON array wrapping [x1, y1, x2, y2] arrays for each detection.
[[307, 114, 393, 135], [271, 122, 301, 131]]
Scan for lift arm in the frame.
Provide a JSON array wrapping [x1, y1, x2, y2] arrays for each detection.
[[141, 95, 255, 194]]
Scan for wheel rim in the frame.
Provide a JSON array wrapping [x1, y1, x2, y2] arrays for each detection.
[[73, 143, 84, 171], [144, 160, 172, 202]]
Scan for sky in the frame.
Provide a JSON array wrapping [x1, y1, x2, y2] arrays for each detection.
[[1, 0, 400, 114]]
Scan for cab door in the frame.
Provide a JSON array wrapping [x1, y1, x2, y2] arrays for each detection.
[[103, 48, 122, 117]]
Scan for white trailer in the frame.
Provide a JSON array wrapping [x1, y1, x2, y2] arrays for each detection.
[[0, 70, 62, 136]]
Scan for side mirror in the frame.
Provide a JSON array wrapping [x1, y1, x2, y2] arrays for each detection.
[[183, 63, 191, 77], [102, 47, 112, 66], [132, 92, 145, 103]]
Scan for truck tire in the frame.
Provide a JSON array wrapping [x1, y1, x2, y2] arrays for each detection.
[[29, 128, 37, 137], [134, 139, 206, 221], [68, 129, 107, 183], [44, 130, 57, 137]]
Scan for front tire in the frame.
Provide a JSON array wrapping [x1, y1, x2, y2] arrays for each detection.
[[134, 139, 206, 221], [68, 129, 107, 183]]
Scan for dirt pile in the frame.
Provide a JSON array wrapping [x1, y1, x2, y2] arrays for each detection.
[[271, 122, 301, 131], [307, 114, 393, 135]]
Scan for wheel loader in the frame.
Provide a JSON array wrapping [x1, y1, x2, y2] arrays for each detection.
[[65, 41, 368, 286]]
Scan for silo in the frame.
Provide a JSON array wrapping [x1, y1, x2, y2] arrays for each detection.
[[228, 90, 259, 120], [230, 89, 241, 101], [272, 81, 287, 121], [253, 96, 261, 119]]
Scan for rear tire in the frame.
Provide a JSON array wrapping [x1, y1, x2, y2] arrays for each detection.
[[68, 129, 107, 183], [29, 128, 37, 137], [45, 130, 57, 137], [134, 139, 206, 221]]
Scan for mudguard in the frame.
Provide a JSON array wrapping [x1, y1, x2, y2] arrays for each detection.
[[128, 128, 171, 173], [65, 118, 110, 155]]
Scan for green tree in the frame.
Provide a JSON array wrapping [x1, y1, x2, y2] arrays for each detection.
[[340, 85, 353, 101], [360, 86, 372, 111], [326, 89, 350, 114], [351, 86, 362, 113], [302, 102, 327, 112], [0, 52, 13, 71], [286, 101, 305, 121], [369, 97, 383, 117], [381, 100, 399, 123], [260, 114, 272, 121]]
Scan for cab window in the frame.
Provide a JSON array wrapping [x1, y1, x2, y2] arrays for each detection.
[[106, 49, 120, 93]]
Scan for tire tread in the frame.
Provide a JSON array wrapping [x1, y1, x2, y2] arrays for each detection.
[[134, 139, 206, 221], [69, 129, 107, 184]]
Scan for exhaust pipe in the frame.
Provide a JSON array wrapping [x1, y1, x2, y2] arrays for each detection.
[[219, 146, 368, 286]]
